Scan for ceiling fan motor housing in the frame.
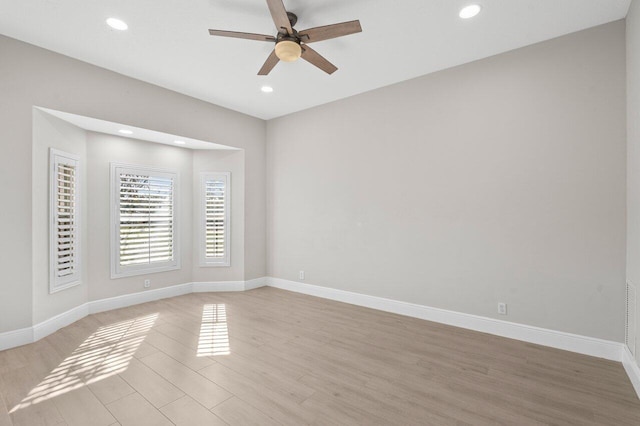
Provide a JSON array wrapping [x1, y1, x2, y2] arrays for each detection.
[[276, 12, 302, 63], [286, 12, 298, 28]]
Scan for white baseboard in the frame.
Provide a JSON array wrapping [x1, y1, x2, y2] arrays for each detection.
[[0, 327, 32, 351], [622, 346, 640, 398], [0, 278, 263, 351], [244, 276, 267, 290], [192, 281, 244, 292], [191, 277, 267, 293], [33, 303, 89, 341], [267, 277, 624, 362], [2, 275, 638, 400], [88, 283, 193, 314]]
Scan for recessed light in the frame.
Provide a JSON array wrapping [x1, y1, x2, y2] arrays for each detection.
[[174, 140, 186, 145], [459, 4, 482, 19], [106, 18, 128, 31], [118, 129, 133, 135], [261, 86, 274, 93]]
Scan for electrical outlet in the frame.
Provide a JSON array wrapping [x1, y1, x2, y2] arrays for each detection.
[[498, 302, 507, 315], [299, 270, 305, 280], [144, 279, 151, 288]]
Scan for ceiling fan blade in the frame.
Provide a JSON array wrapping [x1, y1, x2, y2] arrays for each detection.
[[258, 50, 280, 75], [266, 0, 293, 35], [298, 20, 362, 44], [209, 29, 276, 42], [301, 45, 337, 74]]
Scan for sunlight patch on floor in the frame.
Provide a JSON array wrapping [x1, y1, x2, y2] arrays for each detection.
[[10, 313, 157, 412], [197, 304, 230, 356]]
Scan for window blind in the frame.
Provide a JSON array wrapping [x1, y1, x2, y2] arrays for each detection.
[[201, 172, 230, 266], [111, 163, 179, 278], [50, 149, 81, 293], [205, 178, 226, 258], [118, 173, 174, 266]]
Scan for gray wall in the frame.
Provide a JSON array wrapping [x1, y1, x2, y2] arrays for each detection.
[[628, 0, 640, 366], [191, 149, 246, 283], [0, 34, 266, 333], [31, 111, 247, 321], [0, 19, 630, 345], [267, 21, 627, 341], [32, 110, 88, 324], [86, 133, 195, 302]]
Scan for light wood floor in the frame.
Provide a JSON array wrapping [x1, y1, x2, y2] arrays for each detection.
[[1, 287, 639, 425]]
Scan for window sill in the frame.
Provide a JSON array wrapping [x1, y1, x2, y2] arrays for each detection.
[[111, 263, 180, 279]]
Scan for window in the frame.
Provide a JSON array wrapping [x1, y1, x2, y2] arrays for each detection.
[[50, 149, 81, 293], [200, 172, 230, 267], [111, 163, 180, 278]]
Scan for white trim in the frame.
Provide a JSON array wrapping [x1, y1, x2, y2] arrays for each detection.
[[199, 172, 231, 267], [191, 277, 267, 293], [0, 279, 258, 350], [33, 303, 88, 341], [110, 162, 181, 279], [49, 148, 81, 294], [622, 346, 640, 399], [245, 276, 267, 290], [627, 281, 637, 357], [88, 282, 193, 314], [192, 281, 244, 292], [1, 276, 638, 401], [267, 277, 623, 362], [0, 327, 33, 351], [0, 277, 626, 360]]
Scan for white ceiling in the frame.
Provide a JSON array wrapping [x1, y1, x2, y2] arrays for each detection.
[[37, 107, 238, 150], [0, 0, 631, 120]]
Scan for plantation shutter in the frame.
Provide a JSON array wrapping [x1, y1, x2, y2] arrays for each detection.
[[111, 164, 180, 278], [119, 173, 174, 265], [201, 172, 230, 266], [50, 149, 81, 293]]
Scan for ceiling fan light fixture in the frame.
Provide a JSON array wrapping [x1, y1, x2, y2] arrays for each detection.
[[275, 40, 301, 62]]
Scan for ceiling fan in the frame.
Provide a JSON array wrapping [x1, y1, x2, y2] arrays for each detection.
[[208, 0, 362, 75]]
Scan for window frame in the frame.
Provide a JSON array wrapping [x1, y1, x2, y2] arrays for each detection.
[[199, 172, 231, 267], [49, 148, 81, 294], [110, 162, 180, 279]]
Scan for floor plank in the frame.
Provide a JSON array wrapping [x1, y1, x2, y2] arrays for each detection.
[[0, 366, 65, 426], [0, 287, 638, 425], [105, 393, 172, 426], [159, 395, 227, 425], [139, 351, 232, 409], [51, 387, 115, 426], [88, 375, 135, 406], [210, 396, 279, 425], [117, 358, 184, 408], [0, 377, 13, 426]]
